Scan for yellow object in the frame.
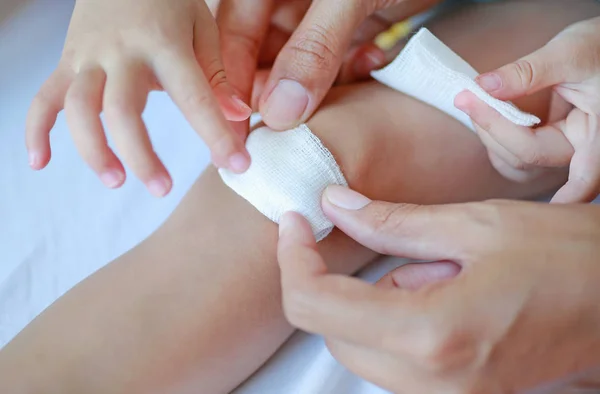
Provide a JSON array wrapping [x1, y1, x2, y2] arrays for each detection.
[[374, 20, 413, 51]]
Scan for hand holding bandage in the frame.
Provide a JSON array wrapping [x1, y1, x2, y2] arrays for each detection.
[[277, 186, 600, 393], [455, 16, 600, 203]]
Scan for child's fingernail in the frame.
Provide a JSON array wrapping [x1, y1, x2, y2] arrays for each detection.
[[454, 93, 471, 115], [279, 212, 295, 237], [476, 73, 502, 92], [354, 48, 385, 76], [28, 152, 39, 168], [231, 95, 252, 115], [324, 185, 371, 210], [100, 170, 124, 188], [228, 152, 250, 173], [148, 176, 171, 197]]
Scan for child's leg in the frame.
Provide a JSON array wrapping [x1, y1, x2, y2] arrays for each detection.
[[1, 1, 597, 393]]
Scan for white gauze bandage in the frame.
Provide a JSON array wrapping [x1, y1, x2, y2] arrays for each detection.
[[371, 28, 540, 129], [219, 28, 538, 242], [218, 125, 347, 241]]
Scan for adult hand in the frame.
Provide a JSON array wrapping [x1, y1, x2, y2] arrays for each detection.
[[277, 185, 600, 393], [454, 17, 600, 203], [26, 0, 252, 197], [217, 0, 441, 131]]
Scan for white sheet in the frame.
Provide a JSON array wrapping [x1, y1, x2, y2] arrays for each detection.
[[0, 1, 397, 393]]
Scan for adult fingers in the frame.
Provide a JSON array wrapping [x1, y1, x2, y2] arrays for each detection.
[[64, 66, 125, 188], [217, 0, 274, 104], [277, 212, 420, 351], [103, 63, 171, 197], [153, 50, 250, 173], [25, 68, 72, 169], [258, 25, 292, 68], [278, 211, 484, 363], [454, 90, 574, 170], [259, 0, 377, 130], [377, 262, 461, 291], [551, 111, 600, 203], [321, 185, 480, 261]]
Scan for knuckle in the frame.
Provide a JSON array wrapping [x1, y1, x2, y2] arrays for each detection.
[[65, 89, 92, 114], [511, 59, 537, 90], [287, 25, 338, 73], [32, 90, 56, 110], [509, 157, 530, 171], [204, 60, 228, 89], [416, 326, 479, 374], [281, 287, 317, 329], [182, 89, 212, 110], [368, 204, 422, 252], [222, 27, 263, 58], [459, 202, 502, 241], [514, 146, 544, 167], [103, 97, 136, 120]]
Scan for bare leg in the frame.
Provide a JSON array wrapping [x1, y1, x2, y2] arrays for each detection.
[[1, 1, 597, 393]]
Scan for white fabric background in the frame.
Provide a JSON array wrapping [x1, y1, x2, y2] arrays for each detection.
[[0, 1, 397, 393]]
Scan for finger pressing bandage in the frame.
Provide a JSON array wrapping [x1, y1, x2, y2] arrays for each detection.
[[371, 28, 540, 129], [219, 125, 347, 241], [219, 28, 539, 242]]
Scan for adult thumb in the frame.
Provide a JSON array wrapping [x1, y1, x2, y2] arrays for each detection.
[[258, 0, 372, 130], [321, 185, 481, 261], [377, 261, 461, 291], [475, 40, 570, 101]]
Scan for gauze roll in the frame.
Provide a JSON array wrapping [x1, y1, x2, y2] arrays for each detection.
[[371, 28, 540, 130], [219, 125, 347, 241]]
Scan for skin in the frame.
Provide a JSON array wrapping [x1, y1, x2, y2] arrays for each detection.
[[216, 0, 444, 131], [25, 0, 253, 197], [2, 1, 597, 393], [455, 16, 600, 203], [277, 190, 600, 393]]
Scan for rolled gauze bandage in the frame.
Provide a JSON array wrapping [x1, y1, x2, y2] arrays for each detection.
[[371, 28, 540, 129], [218, 125, 347, 242]]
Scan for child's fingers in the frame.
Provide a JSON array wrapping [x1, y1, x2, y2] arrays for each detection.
[[193, 4, 252, 123], [64, 66, 125, 189], [153, 51, 250, 173], [25, 69, 72, 169], [103, 62, 172, 197]]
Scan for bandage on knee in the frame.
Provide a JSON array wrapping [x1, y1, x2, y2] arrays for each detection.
[[218, 125, 347, 242], [371, 28, 540, 129], [220, 29, 537, 242]]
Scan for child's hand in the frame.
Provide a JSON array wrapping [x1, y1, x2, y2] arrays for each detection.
[[26, 0, 252, 196], [455, 16, 600, 203]]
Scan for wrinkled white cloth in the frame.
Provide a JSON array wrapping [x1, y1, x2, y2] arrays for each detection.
[[219, 125, 347, 241], [371, 28, 540, 130]]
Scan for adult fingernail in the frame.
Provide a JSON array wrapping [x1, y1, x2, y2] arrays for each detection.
[[477, 73, 502, 92], [148, 176, 171, 197], [324, 185, 371, 210], [100, 170, 124, 188], [263, 79, 309, 129], [228, 151, 250, 173]]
